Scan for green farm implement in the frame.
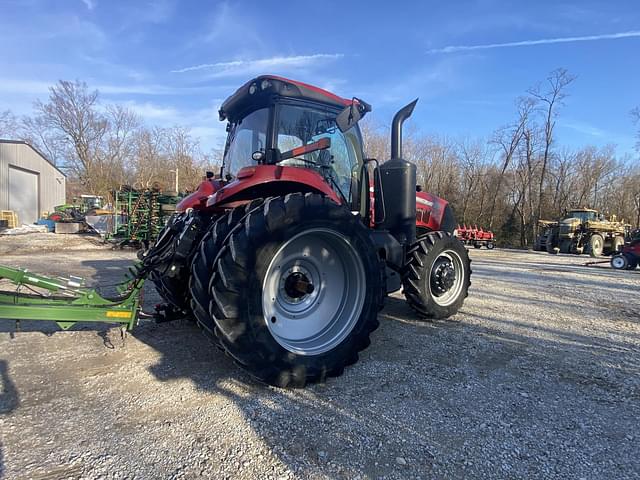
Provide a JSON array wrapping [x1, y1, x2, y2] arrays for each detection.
[[0, 264, 144, 333]]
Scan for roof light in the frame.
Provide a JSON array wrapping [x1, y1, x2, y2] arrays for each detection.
[[249, 83, 257, 94], [260, 79, 271, 90]]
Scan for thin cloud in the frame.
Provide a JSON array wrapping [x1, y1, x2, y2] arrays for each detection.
[[428, 31, 640, 54], [81, 0, 95, 10], [171, 53, 344, 75], [0, 79, 218, 97]]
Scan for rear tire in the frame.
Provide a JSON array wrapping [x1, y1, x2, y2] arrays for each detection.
[[546, 232, 558, 254], [611, 236, 624, 255], [588, 234, 604, 257], [559, 239, 572, 254], [148, 213, 191, 311], [189, 200, 264, 335], [189, 193, 384, 388], [486, 241, 495, 250], [402, 232, 471, 319]]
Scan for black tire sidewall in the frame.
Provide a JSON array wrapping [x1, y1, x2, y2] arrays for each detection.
[[421, 235, 469, 318], [404, 232, 471, 319], [212, 195, 384, 384]]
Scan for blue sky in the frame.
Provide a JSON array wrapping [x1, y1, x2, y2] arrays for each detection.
[[1, 0, 639, 155]]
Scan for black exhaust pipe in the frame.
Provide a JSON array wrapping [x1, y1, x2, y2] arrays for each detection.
[[375, 99, 419, 246], [390, 98, 418, 159]]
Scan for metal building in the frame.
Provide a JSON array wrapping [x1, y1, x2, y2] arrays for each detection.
[[0, 140, 66, 225]]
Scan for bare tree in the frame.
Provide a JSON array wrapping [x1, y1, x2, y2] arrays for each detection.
[[527, 68, 576, 229], [632, 107, 640, 153], [487, 97, 534, 228], [20, 114, 67, 166], [32, 80, 142, 196], [0, 110, 19, 138]]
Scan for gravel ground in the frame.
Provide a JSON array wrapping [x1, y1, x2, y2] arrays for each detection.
[[0, 233, 638, 479]]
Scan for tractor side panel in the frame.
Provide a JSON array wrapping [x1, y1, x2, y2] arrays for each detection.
[[416, 192, 454, 233], [206, 165, 341, 208]]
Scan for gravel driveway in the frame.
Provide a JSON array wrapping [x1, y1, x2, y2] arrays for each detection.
[[0, 234, 638, 479]]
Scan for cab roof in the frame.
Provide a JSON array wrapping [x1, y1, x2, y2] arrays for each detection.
[[219, 75, 354, 121]]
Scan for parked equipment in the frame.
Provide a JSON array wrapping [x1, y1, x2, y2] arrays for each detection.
[[534, 208, 627, 257], [0, 76, 471, 387], [456, 224, 495, 249], [107, 187, 179, 245]]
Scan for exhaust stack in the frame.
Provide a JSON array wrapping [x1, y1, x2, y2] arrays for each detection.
[[390, 99, 418, 159], [375, 99, 419, 246]]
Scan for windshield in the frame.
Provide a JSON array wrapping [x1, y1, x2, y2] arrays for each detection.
[[568, 211, 596, 222], [223, 107, 268, 176], [276, 104, 361, 201]]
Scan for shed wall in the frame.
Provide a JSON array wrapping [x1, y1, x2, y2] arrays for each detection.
[[0, 142, 66, 222]]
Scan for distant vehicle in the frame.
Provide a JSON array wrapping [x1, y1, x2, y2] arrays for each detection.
[[455, 224, 495, 249], [534, 208, 627, 257]]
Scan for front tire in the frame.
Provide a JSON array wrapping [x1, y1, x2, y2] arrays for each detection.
[[189, 193, 384, 387], [402, 231, 471, 319], [611, 254, 628, 270]]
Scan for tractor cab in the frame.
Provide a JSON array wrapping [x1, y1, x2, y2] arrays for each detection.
[[217, 75, 370, 208], [566, 209, 598, 223]]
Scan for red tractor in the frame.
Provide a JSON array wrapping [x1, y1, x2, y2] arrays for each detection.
[[140, 76, 471, 387]]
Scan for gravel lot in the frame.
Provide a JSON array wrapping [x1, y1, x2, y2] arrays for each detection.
[[0, 233, 638, 479]]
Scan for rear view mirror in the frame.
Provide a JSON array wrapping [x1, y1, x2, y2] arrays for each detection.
[[336, 103, 362, 133]]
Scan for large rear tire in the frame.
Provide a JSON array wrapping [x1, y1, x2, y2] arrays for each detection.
[[148, 213, 191, 311], [147, 212, 210, 313], [189, 193, 384, 387], [189, 199, 264, 335], [402, 231, 471, 319], [588, 234, 604, 257]]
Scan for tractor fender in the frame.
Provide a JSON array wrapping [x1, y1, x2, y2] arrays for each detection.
[[206, 165, 341, 208], [176, 178, 223, 212]]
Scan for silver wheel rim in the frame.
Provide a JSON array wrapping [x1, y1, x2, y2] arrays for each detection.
[[612, 256, 625, 269], [262, 228, 366, 356], [428, 249, 465, 307]]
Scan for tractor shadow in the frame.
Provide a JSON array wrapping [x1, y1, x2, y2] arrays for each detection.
[[0, 359, 19, 478]]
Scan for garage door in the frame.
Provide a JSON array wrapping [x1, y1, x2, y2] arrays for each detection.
[[8, 166, 39, 225]]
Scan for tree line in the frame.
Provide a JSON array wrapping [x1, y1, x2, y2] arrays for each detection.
[[0, 80, 221, 199], [362, 68, 640, 247], [1, 70, 639, 247]]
